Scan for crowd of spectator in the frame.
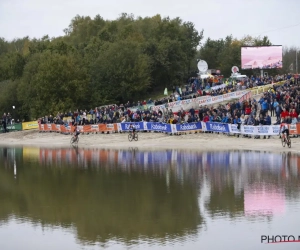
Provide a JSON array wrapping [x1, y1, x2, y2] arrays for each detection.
[[135, 74, 291, 107], [37, 74, 298, 134]]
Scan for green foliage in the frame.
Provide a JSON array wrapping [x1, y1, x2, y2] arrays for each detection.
[[18, 50, 89, 119], [0, 52, 26, 81], [90, 40, 151, 104], [280, 46, 300, 74], [0, 14, 202, 120]]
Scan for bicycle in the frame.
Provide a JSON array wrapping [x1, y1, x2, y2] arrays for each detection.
[[128, 131, 138, 142], [70, 134, 79, 144], [281, 132, 291, 148]]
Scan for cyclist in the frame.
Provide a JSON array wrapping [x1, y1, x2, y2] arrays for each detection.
[[279, 119, 290, 140], [129, 124, 136, 137], [73, 122, 80, 140]]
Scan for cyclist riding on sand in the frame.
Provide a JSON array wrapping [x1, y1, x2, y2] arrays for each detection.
[[129, 124, 136, 137], [279, 119, 289, 140], [73, 122, 80, 140]]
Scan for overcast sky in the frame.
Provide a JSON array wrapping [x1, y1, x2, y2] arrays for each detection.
[[0, 0, 299, 47]]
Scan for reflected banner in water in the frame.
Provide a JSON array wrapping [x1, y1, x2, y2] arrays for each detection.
[[0, 147, 299, 250], [36, 147, 296, 171]]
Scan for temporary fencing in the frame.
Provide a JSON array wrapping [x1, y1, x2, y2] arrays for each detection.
[[151, 90, 248, 113], [1, 121, 39, 133], [22, 121, 39, 130], [239, 91, 252, 103], [39, 123, 118, 134], [151, 81, 286, 113], [38, 121, 300, 136]]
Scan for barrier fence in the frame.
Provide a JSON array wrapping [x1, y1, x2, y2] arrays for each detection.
[[1, 121, 38, 132], [151, 90, 248, 113], [38, 122, 300, 136], [39, 123, 118, 134]]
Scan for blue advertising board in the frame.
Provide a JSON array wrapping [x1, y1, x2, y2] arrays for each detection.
[[120, 122, 145, 131], [146, 122, 172, 133], [205, 122, 230, 133], [176, 122, 202, 132]]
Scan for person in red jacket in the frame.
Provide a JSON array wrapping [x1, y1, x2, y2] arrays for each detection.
[[280, 108, 289, 119], [289, 109, 298, 118], [245, 105, 251, 115], [203, 114, 209, 122]]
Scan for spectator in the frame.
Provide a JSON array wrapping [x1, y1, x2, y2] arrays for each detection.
[[2, 113, 8, 133]]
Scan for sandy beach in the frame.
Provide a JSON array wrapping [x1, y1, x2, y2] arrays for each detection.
[[0, 129, 299, 153]]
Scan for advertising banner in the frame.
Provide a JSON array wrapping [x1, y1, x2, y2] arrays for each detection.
[[230, 125, 280, 135], [146, 122, 172, 133], [151, 90, 248, 113], [2, 123, 22, 131], [239, 91, 252, 103], [176, 122, 202, 132], [38, 122, 300, 136], [288, 124, 298, 135], [22, 121, 39, 130], [230, 124, 241, 134], [205, 122, 230, 133], [119, 122, 145, 132]]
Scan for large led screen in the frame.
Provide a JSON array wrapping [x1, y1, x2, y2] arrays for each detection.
[[241, 46, 282, 70]]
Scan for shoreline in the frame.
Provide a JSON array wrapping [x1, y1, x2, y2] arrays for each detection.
[[0, 130, 299, 154]]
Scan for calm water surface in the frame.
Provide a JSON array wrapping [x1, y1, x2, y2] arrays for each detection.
[[0, 147, 299, 250]]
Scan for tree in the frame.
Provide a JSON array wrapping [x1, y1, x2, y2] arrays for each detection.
[[89, 40, 151, 104], [0, 52, 26, 81], [18, 51, 89, 119]]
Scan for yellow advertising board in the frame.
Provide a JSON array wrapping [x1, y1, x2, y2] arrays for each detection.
[[22, 121, 39, 130]]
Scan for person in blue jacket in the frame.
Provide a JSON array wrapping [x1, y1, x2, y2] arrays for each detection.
[[233, 115, 241, 128], [261, 99, 269, 116], [221, 116, 228, 123]]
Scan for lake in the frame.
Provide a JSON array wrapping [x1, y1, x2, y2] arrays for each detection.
[[0, 147, 299, 250]]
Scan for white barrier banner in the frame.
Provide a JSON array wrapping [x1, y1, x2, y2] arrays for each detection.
[[151, 90, 248, 112], [151, 82, 286, 113], [229, 124, 280, 135], [239, 91, 252, 103]]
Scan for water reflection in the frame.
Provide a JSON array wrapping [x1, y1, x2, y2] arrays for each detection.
[[0, 147, 299, 249]]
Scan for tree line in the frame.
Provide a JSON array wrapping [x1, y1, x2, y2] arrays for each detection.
[[0, 13, 298, 121]]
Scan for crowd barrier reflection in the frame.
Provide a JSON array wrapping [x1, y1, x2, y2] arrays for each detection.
[[35, 148, 299, 176], [1, 147, 298, 178]]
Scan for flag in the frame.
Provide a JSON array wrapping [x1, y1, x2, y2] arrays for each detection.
[[178, 88, 182, 95], [289, 63, 293, 71], [164, 88, 168, 96]]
